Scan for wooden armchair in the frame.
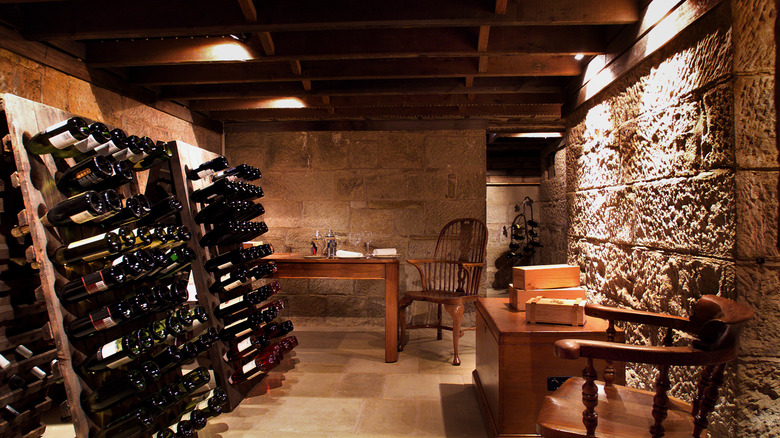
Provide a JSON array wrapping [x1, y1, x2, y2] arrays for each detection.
[[398, 218, 487, 365], [536, 294, 754, 438]]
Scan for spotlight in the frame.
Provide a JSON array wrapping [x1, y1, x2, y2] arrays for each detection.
[[574, 54, 585, 61]]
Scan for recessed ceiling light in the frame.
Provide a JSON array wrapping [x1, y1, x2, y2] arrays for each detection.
[[510, 132, 563, 138], [574, 54, 585, 61]]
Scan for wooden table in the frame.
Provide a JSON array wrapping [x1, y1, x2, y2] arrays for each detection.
[[267, 253, 400, 362], [473, 297, 624, 437]]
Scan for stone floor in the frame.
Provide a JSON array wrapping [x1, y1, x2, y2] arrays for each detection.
[[44, 325, 489, 438], [199, 325, 487, 438]]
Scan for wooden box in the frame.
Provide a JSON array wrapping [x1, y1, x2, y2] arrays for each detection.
[[512, 264, 580, 291], [473, 298, 624, 437], [526, 297, 586, 326], [508, 284, 586, 311]]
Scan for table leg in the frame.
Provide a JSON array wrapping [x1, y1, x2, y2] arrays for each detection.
[[385, 262, 399, 362]]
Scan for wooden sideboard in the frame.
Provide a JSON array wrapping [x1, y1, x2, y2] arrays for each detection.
[[473, 298, 625, 437]]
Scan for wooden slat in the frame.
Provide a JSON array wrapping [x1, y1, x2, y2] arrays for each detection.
[[162, 77, 566, 100], [86, 27, 606, 67], [188, 93, 562, 110], [223, 118, 490, 132], [18, 0, 639, 40]]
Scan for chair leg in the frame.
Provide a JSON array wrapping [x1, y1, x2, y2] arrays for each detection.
[[443, 303, 464, 366], [398, 297, 412, 352], [436, 304, 443, 340]]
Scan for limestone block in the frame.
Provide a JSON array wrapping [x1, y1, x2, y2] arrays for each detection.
[[487, 185, 540, 205], [263, 133, 311, 170], [309, 132, 349, 170], [259, 200, 302, 229], [389, 207, 427, 237], [619, 100, 702, 183], [348, 208, 396, 236], [273, 279, 309, 295], [405, 238, 437, 260], [735, 75, 776, 168], [716, 357, 780, 437], [406, 172, 450, 201], [284, 171, 339, 201], [40, 68, 69, 112], [567, 186, 634, 244], [736, 263, 780, 356], [285, 294, 329, 317], [422, 200, 485, 235], [455, 169, 487, 200], [326, 295, 367, 318], [377, 132, 424, 169], [346, 138, 380, 169], [567, 134, 622, 191], [539, 177, 565, 203], [191, 126, 221, 153], [225, 131, 265, 148], [364, 171, 410, 200], [301, 201, 351, 230], [334, 172, 365, 200], [308, 279, 355, 296], [700, 82, 735, 170], [736, 170, 778, 259], [423, 134, 484, 170], [732, 0, 776, 73], [356, 281, 385, 298]]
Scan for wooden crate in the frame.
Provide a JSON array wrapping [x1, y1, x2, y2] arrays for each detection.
[[512, 264, 580, 290], [508, 284, 586, 311], [526, 297, 586, 326]]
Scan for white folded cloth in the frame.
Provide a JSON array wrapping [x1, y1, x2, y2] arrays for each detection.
[[336, 250, 363, 258], [372, 248, 397, 256]]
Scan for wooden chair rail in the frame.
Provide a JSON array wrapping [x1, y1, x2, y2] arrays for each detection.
[[554, 339, 738, 366]]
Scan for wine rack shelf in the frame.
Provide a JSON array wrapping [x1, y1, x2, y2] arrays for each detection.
[[0, 93, 293, 437]]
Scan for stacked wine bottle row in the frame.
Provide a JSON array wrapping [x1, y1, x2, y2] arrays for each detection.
[[185, 156, 297, 395], [0, 149, 58, 438], [3, 97, 242, 438]]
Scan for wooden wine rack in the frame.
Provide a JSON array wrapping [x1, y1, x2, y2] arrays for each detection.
[[0, 93, 292, 437]]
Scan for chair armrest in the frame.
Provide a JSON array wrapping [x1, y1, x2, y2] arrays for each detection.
[[585, 303, 690, 330], [554, 339, 738, 366]]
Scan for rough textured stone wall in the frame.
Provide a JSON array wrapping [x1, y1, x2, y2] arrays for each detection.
[[539, 143, 568, 265], [0, 48, 221, 152], [565, 1, 777, 435], [485, 184, 540, 293], [225, 130, 486, 326]]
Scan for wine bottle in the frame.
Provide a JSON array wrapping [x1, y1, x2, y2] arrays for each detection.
[[212, 163, 261, 182], [112, 226, 138, 252], [199, 221, 268, 247], [223, 333, 269, 362], [112, 135, 141, 161], [0, 404, 21, 422], [70, 122, 112, 155], [97, 194, 151, 228], [146, 226, 172, 249], [159, 226, 191, 250], [209, 266, 248, 294], [214, 281, 281, 319], [67, 299, 133, 338], [93, 128, 128, 157], [55, 155, 116, 196], [41, 191, 105, 227], [137, 196, 182, 226], [149, 345, 183, 374], [247, 261, 277, 282], [148, 312, 184, 342], [84, 368, 147, 412], [187, 156, 229, 180], [219, 307, 278, 341], [93, 409, 154, 438], [135, 141, 174, 171], [25, 117, 90, 157], [204, 244, 274, 273], [52, 231, 123, 265], [80, 328, 152, 373], [189, 177, 232, 203], [128, 136, 160, 163], [112, 250, 154, 281], [89, 189, 124, 223], [92, 159, 135, 192], [227, 341, 290, 385]]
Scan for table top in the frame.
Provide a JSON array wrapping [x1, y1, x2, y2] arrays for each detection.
[[477, 297, 615, 337], [267, 252, 400, 264]]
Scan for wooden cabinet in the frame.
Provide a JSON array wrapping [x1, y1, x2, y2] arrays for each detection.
[[472, 298, 624, 437]]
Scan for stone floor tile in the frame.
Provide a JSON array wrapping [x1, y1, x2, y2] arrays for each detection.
[[333, 372, 387, 398]]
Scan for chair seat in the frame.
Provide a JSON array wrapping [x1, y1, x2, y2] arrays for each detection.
[[536, 378, 695, 438], [402, 289, 479, 305]]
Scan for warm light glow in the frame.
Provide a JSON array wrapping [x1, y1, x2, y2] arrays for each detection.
[[257, 98, 307, 109], [206, 41, 254, 61], [509, 132, 563, 138], [574, 54, 585, 61]]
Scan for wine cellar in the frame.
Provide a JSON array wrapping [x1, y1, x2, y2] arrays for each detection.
[[0, 93, 295, 438]]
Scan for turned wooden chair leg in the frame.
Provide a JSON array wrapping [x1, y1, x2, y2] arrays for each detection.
[[444, 303, 464, 366], [436, 304, 443, 340]]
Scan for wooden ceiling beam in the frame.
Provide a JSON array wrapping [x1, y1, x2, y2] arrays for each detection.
[[188, 93, 563, 110], [161, 77, 565, 100], [208, 104, 561, 120], [130, 56, 579, 85], [18, 0, 639, 40], [85, 27, 604, 67]]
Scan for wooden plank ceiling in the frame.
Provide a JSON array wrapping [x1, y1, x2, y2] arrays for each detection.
[[0, 0, 639, 135]]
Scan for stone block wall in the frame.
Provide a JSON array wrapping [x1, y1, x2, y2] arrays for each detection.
[[561, 1, 777, 435], [539, 142, 568, 265], [0, 48, 221, 152], [225, 130, 486, 326]]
